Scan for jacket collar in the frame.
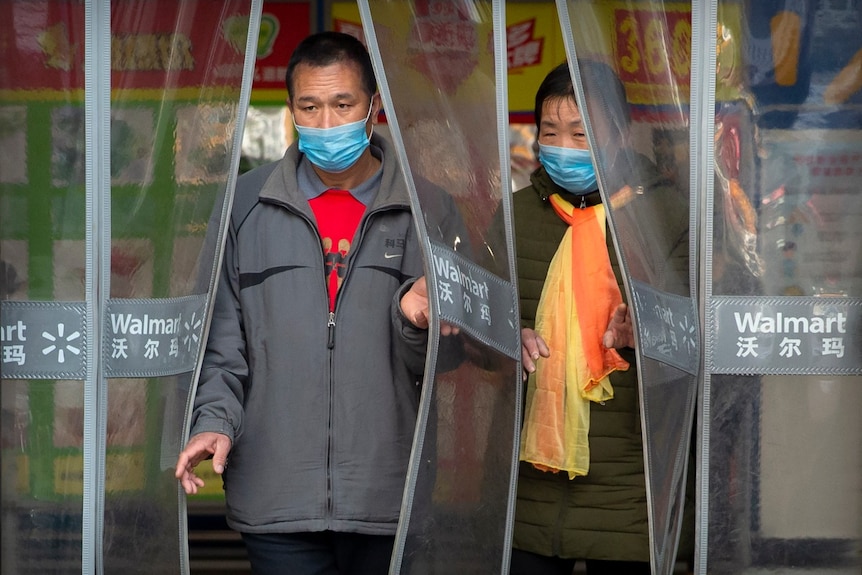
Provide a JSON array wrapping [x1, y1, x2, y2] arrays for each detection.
[[259, 133, 411, 213], [530, 165, 602, 208]]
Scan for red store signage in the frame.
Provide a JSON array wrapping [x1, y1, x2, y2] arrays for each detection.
[[1, 0, 309, 96]]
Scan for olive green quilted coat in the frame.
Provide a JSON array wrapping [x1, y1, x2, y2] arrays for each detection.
[[511, 166, 694, 563]]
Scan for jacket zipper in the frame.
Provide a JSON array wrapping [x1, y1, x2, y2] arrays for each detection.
[[275, 201, 338, 522], [326, 318, 334, 521], [322, 204, 391, 521], [327, 311, 336, 349]]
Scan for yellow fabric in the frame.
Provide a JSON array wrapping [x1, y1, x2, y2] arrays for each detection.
[[520, 194, 630, 479]]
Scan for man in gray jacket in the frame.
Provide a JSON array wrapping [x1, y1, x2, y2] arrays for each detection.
[[175, 31, 440, 574]]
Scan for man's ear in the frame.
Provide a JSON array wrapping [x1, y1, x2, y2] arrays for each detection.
[[371, 93, 383, 125]]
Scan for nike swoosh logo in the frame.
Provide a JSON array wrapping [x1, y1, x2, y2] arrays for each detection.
[[384, 253, 402, 259]]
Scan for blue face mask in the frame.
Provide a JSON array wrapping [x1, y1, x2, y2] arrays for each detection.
[[294, 102, 373, 173], [538, 144, 597, 195]]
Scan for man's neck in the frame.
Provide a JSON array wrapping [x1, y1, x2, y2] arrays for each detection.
[[312, 150, 381, 190]]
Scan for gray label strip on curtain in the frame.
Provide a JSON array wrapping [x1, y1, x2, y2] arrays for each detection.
[[0, 301, 88, 379]]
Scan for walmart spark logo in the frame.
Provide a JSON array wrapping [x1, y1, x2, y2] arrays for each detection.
[[182, 312, 202, 352], [42, 323, 82, 363]]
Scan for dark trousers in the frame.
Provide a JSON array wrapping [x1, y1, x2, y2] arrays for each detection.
[[240, 531, 395, 575], [510, 548, 651, 575]]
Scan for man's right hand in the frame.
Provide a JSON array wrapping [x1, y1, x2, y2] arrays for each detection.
[[175, 431, 232, 495]]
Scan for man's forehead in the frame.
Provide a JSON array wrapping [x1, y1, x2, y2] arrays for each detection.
[[294, 91, 359, 104], [293, 61, 362, 82], [291, 63, 366, 99]]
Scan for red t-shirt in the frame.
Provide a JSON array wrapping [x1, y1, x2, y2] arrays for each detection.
[[309, 189, 366, 311]]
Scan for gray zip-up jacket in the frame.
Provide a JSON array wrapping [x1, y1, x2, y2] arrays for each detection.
[[190, 134, 431, 535]]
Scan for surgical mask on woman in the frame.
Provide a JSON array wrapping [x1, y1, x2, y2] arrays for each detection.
[[538, 143, 597, 195], [294, 102, 373, 173]]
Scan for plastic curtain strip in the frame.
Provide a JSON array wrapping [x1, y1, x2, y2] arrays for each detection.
[[359, 1, 523, 573], [0, 1, 260, 573], [703, 1, 862, 573], [83, 1, 112, 572], [556, 1, 701, 573]]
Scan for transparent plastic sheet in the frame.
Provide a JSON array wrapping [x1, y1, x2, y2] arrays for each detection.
[[102, 3, 254, 572], [1, 3, 88, 572], [706, 374, 862, 574], [0, 1, 257, 573], [359, 1, 522, 573], [704, 1, 862, 573], [558, 1, 699, 572]]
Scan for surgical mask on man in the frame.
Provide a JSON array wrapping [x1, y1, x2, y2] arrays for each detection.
[[294, 101, 374, 173], [538, 144, 597, 195]]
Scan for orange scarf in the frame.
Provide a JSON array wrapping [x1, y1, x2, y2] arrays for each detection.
[[520, 194, 630, 478]]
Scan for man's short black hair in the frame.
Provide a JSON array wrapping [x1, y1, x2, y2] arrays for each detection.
[[285, 31, 377, 101]]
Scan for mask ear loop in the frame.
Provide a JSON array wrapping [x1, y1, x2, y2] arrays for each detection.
[[365, 98, 376, 141]]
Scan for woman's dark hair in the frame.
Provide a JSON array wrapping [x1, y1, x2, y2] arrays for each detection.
[[534, 62, 574, 131], [285, 32, 377, 101], [534, 60, 631, 142], [578, 59, 631, 134]]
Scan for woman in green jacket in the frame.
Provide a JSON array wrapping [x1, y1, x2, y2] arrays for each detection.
[[510, 61, 693, 575]]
